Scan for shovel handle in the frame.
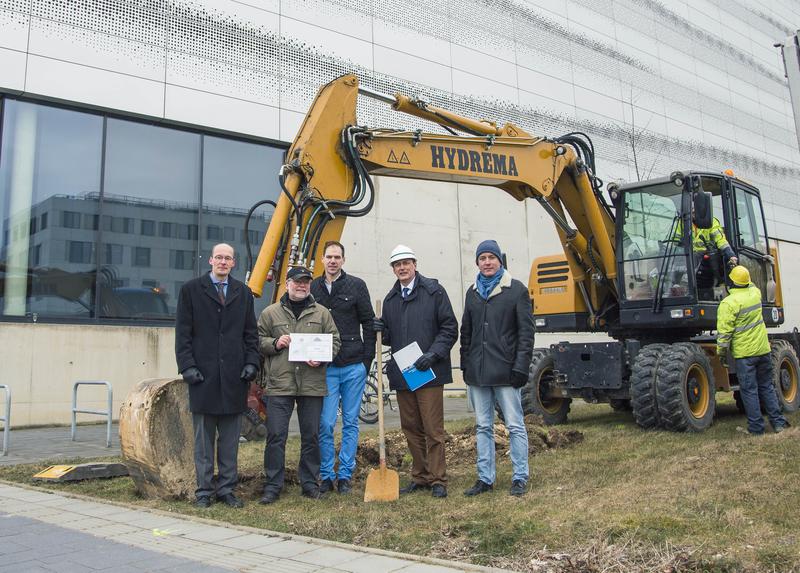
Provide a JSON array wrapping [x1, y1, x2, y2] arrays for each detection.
[[376, 300, 387, 469]]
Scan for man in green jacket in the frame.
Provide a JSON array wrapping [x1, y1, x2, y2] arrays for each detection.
[[257, 266, 340, 504], [717, 265, 788, 435], [675, 216, 737, 299]]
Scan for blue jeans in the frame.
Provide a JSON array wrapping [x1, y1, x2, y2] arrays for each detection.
[[469, 385, 529, 484], [319, 363, 367, 481], [735, 354, 787, 434]]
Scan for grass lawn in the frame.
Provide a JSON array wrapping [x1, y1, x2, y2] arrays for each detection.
[[1, 397, 798, 573]]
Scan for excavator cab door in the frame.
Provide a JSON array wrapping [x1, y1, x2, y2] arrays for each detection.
[[729, 181, 775, 304]]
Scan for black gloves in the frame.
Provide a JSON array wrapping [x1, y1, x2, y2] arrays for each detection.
[[414, 352, 437, 372], [182, 367, 204, 385], [510, 370, 528, 388], [372, 318, 385, 333], [240, 363, 258, 382]]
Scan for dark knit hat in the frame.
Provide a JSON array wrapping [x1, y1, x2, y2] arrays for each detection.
[[286, 266, 313, 281], [475, 240, 503, 264]]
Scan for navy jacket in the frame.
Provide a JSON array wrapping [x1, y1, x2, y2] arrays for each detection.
[[381, 273, 458, 391], [175, 273, 260, 415]]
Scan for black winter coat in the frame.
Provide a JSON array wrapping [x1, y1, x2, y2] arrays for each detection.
[[460, 271, 535, 386], [381, 273, 458, 391], [310, 271, 376, 368], [175, 273, 260, 415]]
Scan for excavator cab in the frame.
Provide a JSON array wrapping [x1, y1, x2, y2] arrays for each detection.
[[613, 170, 783, 336]]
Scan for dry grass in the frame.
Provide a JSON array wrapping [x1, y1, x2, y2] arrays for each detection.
[[1, 397, 798, 573]]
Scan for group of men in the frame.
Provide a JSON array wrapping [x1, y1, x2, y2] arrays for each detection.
[[175, 234, 790, 509], [175, 239, 534, 508]]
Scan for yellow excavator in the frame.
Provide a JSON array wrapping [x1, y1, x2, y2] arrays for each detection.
[[246, 74, 799, 432]]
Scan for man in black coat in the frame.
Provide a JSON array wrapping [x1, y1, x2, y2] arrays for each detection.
[[175, 243, 260, 509], [460, 239, 533, 498], [310, 241, 375, 495], [373, 244, 458, 498]]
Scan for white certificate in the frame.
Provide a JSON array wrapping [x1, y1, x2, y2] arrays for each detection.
[[288, 333, 333, 362]]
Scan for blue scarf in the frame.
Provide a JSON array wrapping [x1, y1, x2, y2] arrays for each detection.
[[476, 267, 504, 300]]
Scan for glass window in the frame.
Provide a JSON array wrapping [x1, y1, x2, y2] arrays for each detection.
[[620, 182, 690, 301], [132, 247, 150, 267], [104, 243, 124, 265], [101, 119, 201, 318], [0, 101, 103, 319], [734, 187, 768, 253], [201, 136, 284, 315]]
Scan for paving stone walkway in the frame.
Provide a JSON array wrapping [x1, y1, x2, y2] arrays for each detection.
[[0, 482, 506, 573]]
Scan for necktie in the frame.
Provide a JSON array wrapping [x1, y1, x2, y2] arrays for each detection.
[[402, 287, 410, 299], [216, 283, 226, 305]]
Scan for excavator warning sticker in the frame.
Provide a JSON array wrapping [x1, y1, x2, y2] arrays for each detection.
[[387, 150, 411, 165]]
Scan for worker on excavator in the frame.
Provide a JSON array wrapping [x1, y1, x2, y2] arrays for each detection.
[[674, 214, 737, 300]]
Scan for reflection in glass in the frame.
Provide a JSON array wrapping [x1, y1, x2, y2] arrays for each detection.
[[201, 136, 283, 316], [100, 119, 201, 318], [0, 101, 103, 319]]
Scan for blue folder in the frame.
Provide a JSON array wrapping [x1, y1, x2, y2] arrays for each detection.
[[402, 366, 436, 391]]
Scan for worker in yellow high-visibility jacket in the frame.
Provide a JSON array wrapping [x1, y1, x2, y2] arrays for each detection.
[[674, 217, 737, 299], [717, 265, 789, 435]]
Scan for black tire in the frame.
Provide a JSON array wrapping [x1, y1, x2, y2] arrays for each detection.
[[770, 339, 800, 413], [630, 343, 668, 429], [521, 348, 571, 425], [359, 377, 379, 424], [609, 399, 632, 412], [656, 342, 715, 432]]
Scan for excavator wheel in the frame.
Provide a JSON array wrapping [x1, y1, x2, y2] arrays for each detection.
[[521, 348, 571, 425], [770, 339, 800, 413], [656, 342, 715, 432], [630, 344, 668, 429]]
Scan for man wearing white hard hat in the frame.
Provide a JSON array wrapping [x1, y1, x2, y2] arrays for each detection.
[[373, 244, 458, 498]]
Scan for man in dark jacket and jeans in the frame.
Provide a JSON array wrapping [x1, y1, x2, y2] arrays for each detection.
[[311, 241, 375, 494], [175, 243, 260, 509], [373, 244, 458, 498], [460, 240, 533, 497]]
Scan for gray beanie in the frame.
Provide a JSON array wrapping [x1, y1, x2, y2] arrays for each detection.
[[475, 240, 503, 264]]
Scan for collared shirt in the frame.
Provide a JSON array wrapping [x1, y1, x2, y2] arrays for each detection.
[[324, 272, 342, 294], [400, 276, 416, 298], [209, 272, 228, 297]]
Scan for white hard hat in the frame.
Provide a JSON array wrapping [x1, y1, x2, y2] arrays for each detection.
[[389, 244, 416, 265]]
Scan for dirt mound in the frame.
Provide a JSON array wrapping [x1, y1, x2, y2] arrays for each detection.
[[354, 416, 583, 481]]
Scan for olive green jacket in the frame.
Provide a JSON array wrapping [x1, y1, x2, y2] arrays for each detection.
[[258, 295, 341, 396]]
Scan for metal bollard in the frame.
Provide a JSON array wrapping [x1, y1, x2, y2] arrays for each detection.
[[0, 384, 10, 456], [71, 381, 113, 448]]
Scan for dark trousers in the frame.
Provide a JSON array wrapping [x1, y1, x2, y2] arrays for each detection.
[[192, 412, 242, 498], [735, 354, 788, 434], [264, 395, 323, 495], [396, 385, 447, 486]]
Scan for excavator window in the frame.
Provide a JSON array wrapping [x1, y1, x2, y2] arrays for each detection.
[[620, 182, 689, 301], [733, 185, 770, 296]]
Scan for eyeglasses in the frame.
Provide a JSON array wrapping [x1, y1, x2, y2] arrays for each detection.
[[212, 255, 234, 262]]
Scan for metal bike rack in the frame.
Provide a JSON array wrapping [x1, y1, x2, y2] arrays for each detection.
[[0, 384, 10, 456], [71, 380, 113, 447]]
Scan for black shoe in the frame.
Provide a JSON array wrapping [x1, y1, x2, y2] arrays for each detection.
[[302, 488, 323, 500], [259, 491, 279, 505], [509, 480, 527, 497], [319, 478, 335, 493], [399, 482, 431, 495], [218, 493, 244, 508], [337, 479, 352, 494], [463, 480, 493, 497], [431, 484, 447, 498], [193, 495, 212, 508]]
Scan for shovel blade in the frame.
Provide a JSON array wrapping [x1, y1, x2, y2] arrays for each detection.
[[363, 466, 399, 502]]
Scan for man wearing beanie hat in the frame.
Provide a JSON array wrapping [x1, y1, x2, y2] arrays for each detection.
[[460, 240, 533, 497], [373, 244, 458, 498]]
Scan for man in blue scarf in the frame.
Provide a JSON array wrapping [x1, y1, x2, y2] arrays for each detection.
[[460, 239, 534, 497]]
